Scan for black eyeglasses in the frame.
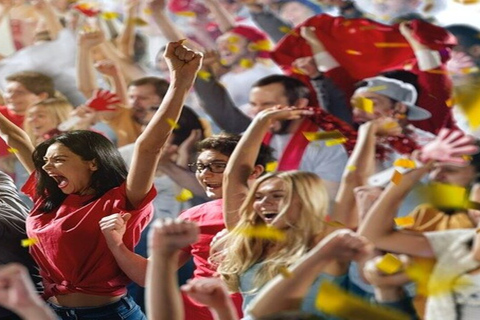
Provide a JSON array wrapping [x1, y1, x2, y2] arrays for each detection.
[[188, 161, 227, 173]]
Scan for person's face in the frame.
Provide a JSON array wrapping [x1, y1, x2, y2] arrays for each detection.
[[279, 2, 315, 26], [3, 82, 44, 115], [428, 163, 476, 188], [194, 149, 229, 199], [42, 143, 97, 195], [249, 83, 294, 133], [351, 91, 397, 124], [216, 32, 250, 67], [371, 0, 418, 17], [127, 84, 162, 125], [25, 105, 57, 139], [253, 177, 300, 229]]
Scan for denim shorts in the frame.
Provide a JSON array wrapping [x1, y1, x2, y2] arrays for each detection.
[[47, 295, 146, 320]]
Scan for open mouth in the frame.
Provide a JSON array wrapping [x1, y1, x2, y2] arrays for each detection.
[[262, 212, 278, 222], [205, 182, 222, 189], [50, 175, 69, 189]]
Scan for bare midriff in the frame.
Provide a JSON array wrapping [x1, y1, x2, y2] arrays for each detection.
[[49, 293, 122, 308]]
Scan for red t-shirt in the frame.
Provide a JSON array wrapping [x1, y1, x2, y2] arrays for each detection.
[[179, 199, 243, 320], [23, 174, 155, 299], [0, 106, 24, 157]]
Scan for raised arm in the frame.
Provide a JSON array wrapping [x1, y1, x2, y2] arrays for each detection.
[[126, 41, 202, 208], [204, 0, 236, 33], [147, 0, 185, 42], [332, 118, 401, 229], [76, 29, 105, 98], [146, 219, 199, 320], [0, 0, 13, 26], [94, 59, 128, 106], [31, 0, 63, 40], [223, 106, 312, 230], [0, 113, 35, 174], [248, 230, 371, 318], [116, 0, 139, 60]]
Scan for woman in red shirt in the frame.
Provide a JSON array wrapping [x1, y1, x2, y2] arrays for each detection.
[[0, 41, 202, 320]]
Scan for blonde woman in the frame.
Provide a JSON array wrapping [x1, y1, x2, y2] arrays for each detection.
[[23, 98, 73, 145], [213, 105, 370, 318]]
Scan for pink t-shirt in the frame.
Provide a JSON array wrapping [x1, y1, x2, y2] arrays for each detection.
[[23, 174, 155, 298], [179, 199, 243, 320]]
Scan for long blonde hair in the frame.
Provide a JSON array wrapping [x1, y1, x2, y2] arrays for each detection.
[[24, 98, 73, 145], [212, 171, 329, 293]]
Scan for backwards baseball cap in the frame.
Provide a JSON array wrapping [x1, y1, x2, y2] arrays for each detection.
[[355, 76, 432, 121]]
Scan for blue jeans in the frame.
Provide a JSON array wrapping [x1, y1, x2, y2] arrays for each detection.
[[47, 295, 146, 320]]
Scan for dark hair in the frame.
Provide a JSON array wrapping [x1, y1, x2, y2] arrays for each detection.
[[171, 106, 205, 146], [128, 77, 170, 100], [6, 71, 55, 98], [446, 24, 480, 48], [32, 131, 128, 212], [252, 75, 311, 106], [196, 133, 275, 168]]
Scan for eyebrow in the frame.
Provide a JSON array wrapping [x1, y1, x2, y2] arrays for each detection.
[[43, 155, 68, 160]]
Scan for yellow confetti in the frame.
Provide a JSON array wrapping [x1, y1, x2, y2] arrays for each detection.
[[453, 0, 480, 4], [100, 11, 119, 20], [278, 266, 292, 278], [278, 26, 292, 33], [248, 40, 271, 52], [347, 165, 357, 172], [391, 170, 403, 185], [235, 225, 286, 241], [21, 238, 38, 247], [227, 35, 240, 44], [227, 44, 239, 53], [239, 58, 254, 69], [376, 253, 403, 275], [446, 97, 455, 107], [374, 43, 409, 48], [175, 189, 193, 202], [394, 216, 415, 228], [265, 161, 278, 172], [326, 138, 348, 147], [175, 11, 196, 17], [303, 130, 344, 141], [383, 121, 399, 130], [422, 183, 468, 210], [129, 17, 148, 26], [352, 97, 374, 113], [426, 69, 450, 75], [197, 70, 212, 81], [324, 220, 345, 228], [461, 67, 479, 74], [346, 49, 362, 55], [166, 118, 180, 130], [7, 147, 18, 154], [393, 158, 416, 169], [316, 282, 410, 320], [143, 7, 152, 15], [291, 67, 306, 75]]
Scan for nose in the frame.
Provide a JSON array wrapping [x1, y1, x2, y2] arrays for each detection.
[[42, 160, 52, 171]]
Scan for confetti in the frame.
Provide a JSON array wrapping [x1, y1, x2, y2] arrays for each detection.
[[393, 158, 416, 169], [423, 183, 467, 210], [453, 0, 480, 4], [21, 238, 38, 247], [73, 2, 100, 17], [278, 266, 292, 278], [227, 36, 240, 44], [100, 11, 119, 20], [175, 11, 196, 17], [278, 26, 292, 33], [383, 121, 399, 130], [467, 201, 480, 210], [303, 130, 344, 141], [374, 43, 409, 48], [239, 58, 254, 69], [391, 170, 403, 185], [316, 282, 410, 320], [7, 147, 18, 154], [129, 17, 148, 26], [197, 70, 212, 81], [235, 225, 286, 241], [426, 69, 450, 75], [461, 67, 479, 74], [265, 161, 278, 172], [376, 253, 403, 274], [326, 138, 348, 147], [248, 40, 271, 52], [394, 216, 415, 228], [175, 189, 193, 202], [446, 98, 455, 107], [324, 220, 345, 228], [166, 118, 180, 129], [352, 97, 373, 113], [346, 49, 362, 55], [227, 44, 239, 53], [143, 7, 152, 15], [347, 165, 357, 172], [291, 67, 306, 75]]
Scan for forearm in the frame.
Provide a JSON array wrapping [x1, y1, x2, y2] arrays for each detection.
[[157, 161, 207, 198], [109, 243, 148, 286], [76, 47, 97, 97], [17, 304, 57, 320], [193, 78, 251, 134], [0, 114, 35, 173], [210, 302, 239, 320], [146, 251, 183, 320], [117, 6, 136, 59], [204, 0, 236, 33], [110, 70, 128, 105], [249, 5, 292, 43], [248, 248, 332, 317], [37, 4, 63, 40], [152, 11, 184, 42], [223, 117, 269, 230]]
